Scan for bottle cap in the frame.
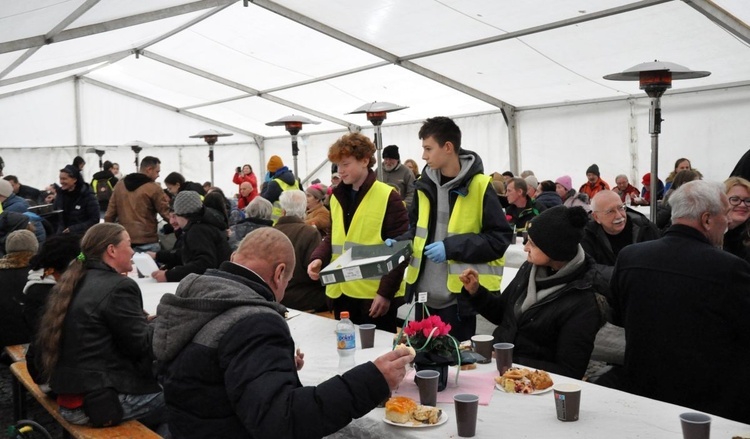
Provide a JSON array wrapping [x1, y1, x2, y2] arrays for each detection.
[[340, 311, 350, 319]]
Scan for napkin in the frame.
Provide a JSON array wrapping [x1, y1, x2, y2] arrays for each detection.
[[393, 367, 496, 405]]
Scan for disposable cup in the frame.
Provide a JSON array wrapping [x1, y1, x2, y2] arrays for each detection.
[[553, 383, 581, 422], [454, 393, 479, 437], [493, 342, 514, 375], [359, 324, 376, 349], [470, 335, 494, 364], [415, 370, 439, 407], [679, 412, 711, 439]]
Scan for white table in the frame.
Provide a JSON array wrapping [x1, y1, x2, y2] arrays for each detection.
[[286, 312, 750, 439]]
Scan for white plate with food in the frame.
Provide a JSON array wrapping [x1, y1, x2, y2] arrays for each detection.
[[495, 382, 553, 395], [383, 411, 448, 428]]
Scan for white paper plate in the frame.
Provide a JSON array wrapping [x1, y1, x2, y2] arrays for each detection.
[[383, 411, 448, 428], [495, 382, 553, 395]]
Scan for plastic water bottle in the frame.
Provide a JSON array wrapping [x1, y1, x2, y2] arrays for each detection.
[[625, 193, 632, 206], [336, 311, 356, 371]]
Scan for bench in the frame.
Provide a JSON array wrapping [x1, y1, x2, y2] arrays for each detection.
[[9, 361, 161, 439], [4, 344, 28, 362]]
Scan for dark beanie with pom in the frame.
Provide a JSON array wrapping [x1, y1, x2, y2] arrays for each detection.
[[527, 205, 588, 261]]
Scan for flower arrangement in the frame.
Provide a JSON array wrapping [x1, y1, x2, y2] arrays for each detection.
[[402, 315, 460, 366]]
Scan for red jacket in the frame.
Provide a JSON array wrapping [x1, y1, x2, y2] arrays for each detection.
[[579, 177, 610, 200], [233, 172, 258, 203]]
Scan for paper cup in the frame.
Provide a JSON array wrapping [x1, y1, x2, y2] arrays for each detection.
[[493, 342, 514, 375], [679, 412, 711, 439], [470, 335, 494, 364], [553, 383, 581, 422], [415, 369, 439, 407], [454, 393, 479, 437], [358, 324, 376, 349]]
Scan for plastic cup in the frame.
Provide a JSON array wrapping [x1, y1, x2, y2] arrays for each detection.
[[358, 324, 376, 349], [415, 370, 440, 407], [493, 342, 514, 375], [553, 383, 581, 422], [454, 393, 479, 437], [679, 412, 711, 439], [470, 335, 494, 364]]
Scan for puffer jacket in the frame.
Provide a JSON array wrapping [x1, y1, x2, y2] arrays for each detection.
[[52, 182, 99, 235], [464, 254, 604, 379]]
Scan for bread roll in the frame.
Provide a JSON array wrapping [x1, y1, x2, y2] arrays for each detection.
[[385, 396, 417, 424]]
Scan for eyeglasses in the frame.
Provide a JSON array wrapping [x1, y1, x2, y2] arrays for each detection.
[[728, 196, 750, 207], [596, 204, 626, 217]]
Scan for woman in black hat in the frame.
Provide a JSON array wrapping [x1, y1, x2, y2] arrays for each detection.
[[460, 205, 605, 379]]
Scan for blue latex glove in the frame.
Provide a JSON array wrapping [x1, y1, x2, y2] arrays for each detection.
[[384, 238, 397, 247], [424, 241, 446, 263]]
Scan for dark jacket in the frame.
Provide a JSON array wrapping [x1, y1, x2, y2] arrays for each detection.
[[533, 191, 562, 212], [398, 150, 511, 303], [52, 181, 99, 235], [275, 216, 327, 312], [260, 167, 297, 204], [228, 217, 272, 250], [464, 254, 603, 379], [153, 263, 390, 438], [723, 220, 750, 263], [310, 169, 409, 300], [157, 208, 231, 282], [0, 253, 33, 346], [505, 196, 538, 231], [49, 261, 159, 395], [180, 181, 206, 196], [611, 225, 750, 424], [17, 184, 42, 205]]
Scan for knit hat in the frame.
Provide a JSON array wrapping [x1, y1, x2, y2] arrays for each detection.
[[0, 179, 12, 197], [555, 175, 573, 191], [642, 172, 652, 185], [383, 145, 400, 160], [527, 205, 588, 261], [267, 155, 284, 173], [586, 164, 600, 177], [5, 229, 38, 254], [173, 191, 203, 216], [524, 175, 539, 189], [61, 164, 80, 181], [306, 183, 327, 201]]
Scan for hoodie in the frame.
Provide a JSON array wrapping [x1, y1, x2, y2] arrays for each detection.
[[105, 172, 170, 245]]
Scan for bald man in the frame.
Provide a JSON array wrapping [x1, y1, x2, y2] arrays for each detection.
[[237, 181, 254, 210], [152, 228, 413, 438]]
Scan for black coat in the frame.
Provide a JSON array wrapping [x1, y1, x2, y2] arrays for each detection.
[[611, 225, 750, 424], [0, 265, 32, 346], [464, 256, 603, 379], [52, 182, 99, 235], [49, 261, 159, 395]]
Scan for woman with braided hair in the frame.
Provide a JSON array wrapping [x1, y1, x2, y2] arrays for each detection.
[[36, 223, 165, 432]]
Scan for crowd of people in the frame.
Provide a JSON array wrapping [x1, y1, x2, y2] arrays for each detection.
[[1, 118, 749, 438]]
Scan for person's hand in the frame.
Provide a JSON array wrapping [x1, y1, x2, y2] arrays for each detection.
[[373, 349, 415, 390], [307, 259, 323, 281], [369, 295, 391, 318], [151, 270, 167, 283], [424, 241, 446, 263], [295, 348, 305, 371], [458, 268, 480, 295], [384, 238, 397, 247]]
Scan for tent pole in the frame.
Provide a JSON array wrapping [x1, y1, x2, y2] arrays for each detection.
[[74, 77, 83, 161]]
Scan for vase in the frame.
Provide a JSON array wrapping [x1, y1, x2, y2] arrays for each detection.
[[414, 362, 449, 392]]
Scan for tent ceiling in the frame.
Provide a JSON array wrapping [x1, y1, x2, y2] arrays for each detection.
[[0, 0, 748, 142]]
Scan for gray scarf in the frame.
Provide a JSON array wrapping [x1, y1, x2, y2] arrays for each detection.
[[520, 245, 585, 313]]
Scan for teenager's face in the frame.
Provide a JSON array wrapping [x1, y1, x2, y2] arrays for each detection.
[[421, 135, 452, 171], [337, 156, 370, 186]]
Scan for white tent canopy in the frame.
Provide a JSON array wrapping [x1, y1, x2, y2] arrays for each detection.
[[0, 0, 748, 194]]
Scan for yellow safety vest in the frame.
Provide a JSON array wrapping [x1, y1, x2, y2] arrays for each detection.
[[271, 178, 300, 224], [327, 180, 406, 299], [405, 174, 504, 293]]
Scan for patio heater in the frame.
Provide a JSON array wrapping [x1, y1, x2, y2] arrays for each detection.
[[122, 141, 151, 170], [189, 129, 233, 186], [604, 61, 709, 223], [85, 148, 106, 170], [348, 102, 407, 181], [265, 115, 320, 179]]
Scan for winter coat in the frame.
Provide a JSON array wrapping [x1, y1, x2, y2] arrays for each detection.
[[723, 220, 750, 264], [49, 261, 159, 395], [2, 193, 29, 213], [275, 216, 326, 312], [260, 167, 297, 204], [52, 182, 99, 235], [304, 203, 331, 237], [155, 208, 231, 282], [153, 263, 390, 438], [611, 225, 750, 424], [505, 196, 538, 231], [533, 191, 562, 212], [90, 169, 118, 211], [232, 172, 258, 203], [377, 162, 415, 208], [105, 173, 171, 245], [579, 177, 610, 200], [0, 252, 34, 346], [464, 254, 603, 379]]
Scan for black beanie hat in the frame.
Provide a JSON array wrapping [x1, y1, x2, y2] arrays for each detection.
[[527, 206, 588, 261], [586, 164, 600, 177], [383, 145, 400, 160]]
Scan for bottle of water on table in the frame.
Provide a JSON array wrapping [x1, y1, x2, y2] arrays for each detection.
[[336, 311, 356, 371]]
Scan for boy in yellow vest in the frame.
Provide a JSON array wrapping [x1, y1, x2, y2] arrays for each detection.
[[390, 116, 513, 341], [307, 133, 409, 331]]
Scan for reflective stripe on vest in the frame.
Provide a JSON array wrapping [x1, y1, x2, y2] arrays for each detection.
[[271, 178, 300, 224], [405, 174, 504, 293], [327, 180, 406, 299]]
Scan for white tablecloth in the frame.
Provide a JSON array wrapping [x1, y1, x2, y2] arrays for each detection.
[[286, 312, 750, 439], [136, 278, 179, 315]]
